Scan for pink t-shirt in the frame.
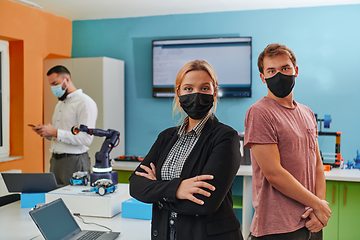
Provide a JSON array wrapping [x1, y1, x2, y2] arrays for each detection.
[[244, 97, 318, 237]]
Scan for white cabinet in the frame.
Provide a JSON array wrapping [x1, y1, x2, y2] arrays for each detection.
[[43, 57, 125, 171]]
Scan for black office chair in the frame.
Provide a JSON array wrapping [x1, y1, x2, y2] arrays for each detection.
[[0, 193, 20, 207]]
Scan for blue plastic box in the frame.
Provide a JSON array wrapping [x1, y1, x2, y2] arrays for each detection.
[[122, 198, 152, 220], [20, 193, 45, 208]]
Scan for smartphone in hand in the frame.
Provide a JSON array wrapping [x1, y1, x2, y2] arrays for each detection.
[[28, 124, 51, 140]]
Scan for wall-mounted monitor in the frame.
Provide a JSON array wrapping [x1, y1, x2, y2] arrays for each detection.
[[152, 37, 252, 98]]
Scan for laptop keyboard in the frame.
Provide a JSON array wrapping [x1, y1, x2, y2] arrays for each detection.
[[77, 231, 105, 240]]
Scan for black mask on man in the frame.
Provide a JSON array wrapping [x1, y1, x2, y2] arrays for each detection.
[[179, 93, 214, 120], [58, 89, 68, 101], [265, 72, 295, 98]]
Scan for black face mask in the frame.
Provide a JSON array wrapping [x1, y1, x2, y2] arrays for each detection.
[[179, 93, 214, 120], [58, 89, 68, 101], [265, 72, 295, 98]]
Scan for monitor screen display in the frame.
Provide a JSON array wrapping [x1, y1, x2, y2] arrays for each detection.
[[152, 37, 252, 98]]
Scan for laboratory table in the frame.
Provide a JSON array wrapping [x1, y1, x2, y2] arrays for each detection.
[[0, 200, 151, 240], [113, 162, 360, 239]]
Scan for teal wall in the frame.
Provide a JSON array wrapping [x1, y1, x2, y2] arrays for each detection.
[[72, 5, 360, 163]]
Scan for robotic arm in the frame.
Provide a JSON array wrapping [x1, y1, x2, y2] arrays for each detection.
[[71, 124, 120, 172]]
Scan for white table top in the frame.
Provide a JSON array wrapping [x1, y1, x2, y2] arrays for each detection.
[[114, 161, 360, 182], [323, 168, 360, 182], [113, 161, 255, 177], [0, 201, 151, 240], [113, 161, 140, 171], [236, 165, 360, 182], [237, 165, 253, 176]]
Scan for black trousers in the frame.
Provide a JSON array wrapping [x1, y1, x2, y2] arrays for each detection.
[[50, 152, 91, 185], [249, 228, 323, 240]]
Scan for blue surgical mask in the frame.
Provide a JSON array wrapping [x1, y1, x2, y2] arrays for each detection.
[[51, 79, 67, 98]]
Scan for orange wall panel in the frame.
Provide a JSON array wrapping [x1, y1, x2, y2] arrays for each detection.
[[0, 0, 72, 173]]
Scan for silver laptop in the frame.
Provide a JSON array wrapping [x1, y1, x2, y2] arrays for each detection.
[[29, 198, 120, 240]]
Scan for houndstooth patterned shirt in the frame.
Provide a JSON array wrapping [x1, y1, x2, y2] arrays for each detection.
[[161, 112, 211, 181]]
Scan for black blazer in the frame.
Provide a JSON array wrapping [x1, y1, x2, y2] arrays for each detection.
[[129, 116, 243, 240]]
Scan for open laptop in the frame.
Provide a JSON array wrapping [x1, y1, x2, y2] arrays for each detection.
[[29, 198, 120, 240], [1, 172, 58, 193]]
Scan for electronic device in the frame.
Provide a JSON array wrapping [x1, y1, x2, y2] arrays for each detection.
[[1, 173, 58, 193], [89, 179, 117, 196], [114, 156, 143, 162], [28, 123, 52, 140], [70, 171, 89, 186], [29, 198, 120, 240], [315, 114, 342, 168], [71, 125, 119, 186], [152, 37, 252, 98]]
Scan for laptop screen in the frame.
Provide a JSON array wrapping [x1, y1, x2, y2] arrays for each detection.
[[2, 173, 58, 193], [30, 198, 81, 240]]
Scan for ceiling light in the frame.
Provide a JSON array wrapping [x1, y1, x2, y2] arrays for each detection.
[[11, 0, 43, 9]]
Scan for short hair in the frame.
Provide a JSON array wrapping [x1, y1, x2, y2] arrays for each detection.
[[46, 65, 71, 76], [257, 43, 297, 74], [172, 60, 218, 121]]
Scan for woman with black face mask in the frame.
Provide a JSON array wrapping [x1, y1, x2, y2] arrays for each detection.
[[129, 60, 243, 240]]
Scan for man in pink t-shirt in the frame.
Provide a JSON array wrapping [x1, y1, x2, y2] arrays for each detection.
[[244, 43, 331, 240]]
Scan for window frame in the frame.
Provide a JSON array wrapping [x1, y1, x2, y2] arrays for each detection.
[[0, 40, 10, 159]]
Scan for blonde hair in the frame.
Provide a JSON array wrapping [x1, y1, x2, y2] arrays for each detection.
[[172, 60, 218, 123]]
